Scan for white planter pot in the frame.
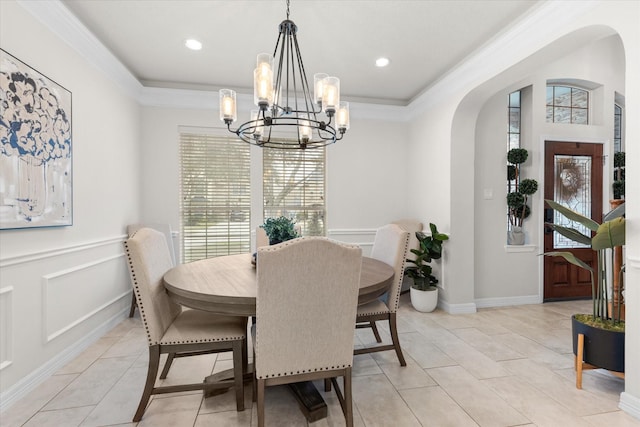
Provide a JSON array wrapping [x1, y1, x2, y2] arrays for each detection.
[[508, 226, 525, 245], [410, 286, 438, 312]]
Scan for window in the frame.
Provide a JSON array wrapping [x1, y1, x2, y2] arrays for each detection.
[[179, 131, 251, 262], [263, 147, 326, 236], [546, 85, 589, 124], [508, 91, 521, 151], [614, 104, 622, 153]]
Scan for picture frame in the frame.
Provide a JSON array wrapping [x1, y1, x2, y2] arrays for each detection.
[[0, 49, 73, 230]]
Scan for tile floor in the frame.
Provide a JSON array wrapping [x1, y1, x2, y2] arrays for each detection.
[[2, 296, 640, 427]]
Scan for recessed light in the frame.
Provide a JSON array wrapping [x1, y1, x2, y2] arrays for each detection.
[[375, 57, 390, 67], [185, 39, 202, 51]]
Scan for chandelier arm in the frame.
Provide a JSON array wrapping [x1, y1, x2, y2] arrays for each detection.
[[274, 31, 286, 114], [287, 25, 296, 116], [291, 31, 317, 120]]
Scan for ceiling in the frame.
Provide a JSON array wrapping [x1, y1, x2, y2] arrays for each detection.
[[60, 0, 540, 106]]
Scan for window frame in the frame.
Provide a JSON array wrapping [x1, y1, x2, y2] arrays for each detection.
[[546, 85, 589, 125], [262, 145, 327, 237], [178, 129, 251, 263]]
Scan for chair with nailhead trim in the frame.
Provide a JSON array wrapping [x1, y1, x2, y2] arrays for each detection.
[[124, 227, 248, 422], [253, 237, 362, 427], [392, 219, 423, 295], [126, 223, 176, 317], [354, 224, 410, 366]]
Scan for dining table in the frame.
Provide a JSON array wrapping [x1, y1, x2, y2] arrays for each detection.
[[163, 252, 395, 421]]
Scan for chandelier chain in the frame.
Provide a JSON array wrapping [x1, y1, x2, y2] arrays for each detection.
[[286, 0, 290, 19]]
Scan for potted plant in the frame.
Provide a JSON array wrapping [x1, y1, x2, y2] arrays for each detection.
[[612, 151, 625, 200], [543, 199, 626, 385], [405, 223, 449, 312], [260, 216, 299, 245], [506, 148, 538, 245]]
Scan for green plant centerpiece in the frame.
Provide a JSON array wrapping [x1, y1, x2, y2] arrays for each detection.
[[506, 148, 538, 245], [261, 216, 299, 245], [543, 199, 626, 380]]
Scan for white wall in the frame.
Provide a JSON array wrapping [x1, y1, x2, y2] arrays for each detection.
[[0, 0, 140, 404]]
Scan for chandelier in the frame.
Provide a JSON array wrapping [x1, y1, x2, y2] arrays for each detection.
[[219, 0, 349, 149]]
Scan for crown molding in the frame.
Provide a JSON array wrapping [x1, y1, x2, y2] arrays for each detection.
[[16, 0, 143, 99]]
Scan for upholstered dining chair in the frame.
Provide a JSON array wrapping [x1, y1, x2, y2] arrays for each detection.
[[253, 237, 362, 427], [126, 223, 176, 317], [124, 228, 248, 422], [392, 219, 423, 294], [354, 223, 410, 366]]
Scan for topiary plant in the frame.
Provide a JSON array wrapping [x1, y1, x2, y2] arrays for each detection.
[[613, 151, 625, 199], [506, 148, 538, 229]]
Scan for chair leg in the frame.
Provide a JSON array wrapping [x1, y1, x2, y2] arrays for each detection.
[[133, 346, 160, 422], [129, 293, 137, 318], [389, 313, 406, 366], [324, 378, 332, 392], [257, 378, 266, 427], [252, 347, 257, 403], [159, 353, 175, 379], [233, 340, 245, 411], [344, 368, 353, 427], [370, 321, 382, 343]]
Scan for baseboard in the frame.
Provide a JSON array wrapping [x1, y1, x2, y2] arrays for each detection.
[[438, 299, 477, 314], [475, 294, 542, 308], [0, 307, 129, 413], [620, 392, 640, 421]]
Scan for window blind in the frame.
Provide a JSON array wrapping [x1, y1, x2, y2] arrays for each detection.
[[179, 132, 251, 262], [263, 146, 326, 236]]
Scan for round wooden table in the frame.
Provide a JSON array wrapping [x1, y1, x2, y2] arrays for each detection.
[[163, 253, 394, 316], [163, 253, 394, 422]]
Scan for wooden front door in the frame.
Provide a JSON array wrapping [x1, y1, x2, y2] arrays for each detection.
[[543, 141, 603, 301]]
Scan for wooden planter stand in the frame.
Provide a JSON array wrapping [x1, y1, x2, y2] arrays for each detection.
[[575, 333, 625, 389]]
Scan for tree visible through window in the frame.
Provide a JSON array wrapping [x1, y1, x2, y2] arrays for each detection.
[[179, 132, 251, 262], [263, 147, 326, 236]]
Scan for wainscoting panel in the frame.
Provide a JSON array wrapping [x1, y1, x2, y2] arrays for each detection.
[[327, 228, 377, 256], [0, 287, 13, 371], [0, 236, 132, 408], [43, 254, 129, 343]]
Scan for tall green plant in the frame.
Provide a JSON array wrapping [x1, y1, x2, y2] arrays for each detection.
[[543, 199, 626, 325], [405, 223, 449, 291]]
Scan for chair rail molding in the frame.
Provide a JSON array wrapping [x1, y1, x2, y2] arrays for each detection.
[[0, 235, 127, 268], [627, 255, 640, 271]]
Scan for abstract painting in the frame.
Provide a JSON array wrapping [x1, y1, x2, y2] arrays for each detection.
[[0, 49, 72, 229]]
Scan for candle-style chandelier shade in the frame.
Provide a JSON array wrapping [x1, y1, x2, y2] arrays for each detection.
[[219, 0, 349, 149]]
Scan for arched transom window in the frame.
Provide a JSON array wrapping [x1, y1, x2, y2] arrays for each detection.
[[546, 85, 589, 124]]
